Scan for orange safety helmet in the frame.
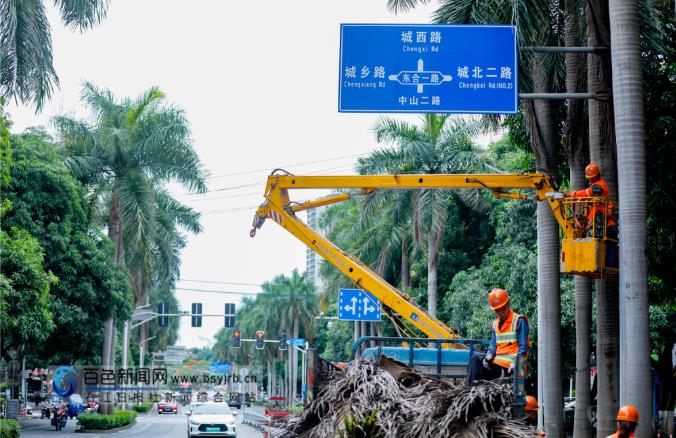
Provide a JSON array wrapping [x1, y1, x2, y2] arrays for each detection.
[[616, 404, 639, 423], [525, 395, 540, 412], [488, 288, 510, 310], [585, 162, 601, 179]]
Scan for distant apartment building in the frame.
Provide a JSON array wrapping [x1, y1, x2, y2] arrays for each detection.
[[305, 207, 326, 292]]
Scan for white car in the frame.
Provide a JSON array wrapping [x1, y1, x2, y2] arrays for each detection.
[[186, 402, 238, 437]]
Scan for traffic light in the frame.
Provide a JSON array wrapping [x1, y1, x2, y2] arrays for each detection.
[[278, 332, 287, 351], [191, 302, 203, 327], [224, 303, 235, 328], [255, 331, 265, 350], [157, 302, 169, 327], [233, 330, 241, 348]]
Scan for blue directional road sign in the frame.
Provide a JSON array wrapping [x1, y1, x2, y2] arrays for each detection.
[[338, 288, 382, 322], [210, 361, 232, 374], [287, 338, 306, 347], [338, 24, 517, 114]]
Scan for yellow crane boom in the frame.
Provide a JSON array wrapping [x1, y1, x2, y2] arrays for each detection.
[[250, 172, 615, 341]]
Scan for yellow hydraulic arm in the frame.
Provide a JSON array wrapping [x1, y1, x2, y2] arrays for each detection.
[[250, 172, 569, 341]]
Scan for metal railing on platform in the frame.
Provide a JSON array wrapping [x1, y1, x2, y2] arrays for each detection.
[[241, 410, 267, 431]]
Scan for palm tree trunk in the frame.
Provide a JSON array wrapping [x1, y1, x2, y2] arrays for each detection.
[[271, 366, 276, 396], [267, 361, 271, 395], [530, 53, 563, 437], [570, 103, 593, 438], [101, 187, 123, 415], [401, 235, 410, 291], [563, 4, 594, 435], [292, 317, 299, 404], [427, 230, 442, 318], [608, 0, 651, 435], [568, 74, 594, 438], [586, 2, 621, 434]]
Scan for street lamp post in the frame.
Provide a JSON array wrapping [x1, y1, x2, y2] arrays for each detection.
[[139, 336, 156, 370]]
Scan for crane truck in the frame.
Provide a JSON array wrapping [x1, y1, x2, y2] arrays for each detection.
[[249, 170, 617, 410]]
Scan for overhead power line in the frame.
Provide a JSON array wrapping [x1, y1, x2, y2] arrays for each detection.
[[178, 279, 262, 286], [176, 163, 358, 198], [204, 153, 366, 179], [175, 287, 302, 296], [175, 287, 259, 296]]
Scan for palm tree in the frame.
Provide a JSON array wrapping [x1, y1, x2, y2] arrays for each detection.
[[54, 82, 206, 410], [585, 2, 622, 435], [560, 1, 596, 435], [608, 1, 651, 435], [130, 189, 202, 362], [0, 0, 109, 110], [362, 115, 487, 318], [259, 270, 317, 405]]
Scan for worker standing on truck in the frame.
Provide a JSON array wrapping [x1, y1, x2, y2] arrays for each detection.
[[607, 404, 639, 438], [565, 162, 618, 267], [466, 288, 530, 383]]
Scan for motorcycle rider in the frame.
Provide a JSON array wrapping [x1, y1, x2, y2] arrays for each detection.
[[52, 399, 67, 431]]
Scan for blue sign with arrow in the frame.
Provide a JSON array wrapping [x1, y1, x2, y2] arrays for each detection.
[[338, 24, 518, 114], [287, 338, 306, 347], [338, 288, 382, 322], [210, 361, 232, 374]]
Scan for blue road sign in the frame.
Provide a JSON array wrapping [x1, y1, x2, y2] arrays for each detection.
[[338, 24, 518, 114], [338, 288, 382, 322], [210, 361, 232, 374], [287, 338, 306, 347]]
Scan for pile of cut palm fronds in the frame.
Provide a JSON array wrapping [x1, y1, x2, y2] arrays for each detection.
[[273, 356, 533, 438]]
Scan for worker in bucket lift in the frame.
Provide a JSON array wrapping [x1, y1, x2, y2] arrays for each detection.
[[466, 288, 530, 383], [607, 404, 639, 438], [565, 162, 618, 267]]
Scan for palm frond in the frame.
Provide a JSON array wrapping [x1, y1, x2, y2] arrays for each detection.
[[126, 85, 165, 126], [133, 106, 207, 193], [373, 117, 424, 146], [155, 190, 203, 234], [357, 147, 407, 174], [386, 0, 430, 14], [0, 0, 57, 110], [118, 171, 156, 260], [55, 0, 109, 31], [80, 81, 121, 123]]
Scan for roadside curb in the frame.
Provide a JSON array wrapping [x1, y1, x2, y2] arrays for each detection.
[[75, 419, 136, 434]]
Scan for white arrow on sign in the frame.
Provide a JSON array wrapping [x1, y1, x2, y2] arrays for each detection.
[[362, 297, 376, 315], [343, 296, 358, 314]]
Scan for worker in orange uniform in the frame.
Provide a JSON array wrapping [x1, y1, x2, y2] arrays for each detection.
[[466, 289, 530, 383], [525, 396, 546, 437], [607, 404, 639, 438], [566, 162, 618, 267]]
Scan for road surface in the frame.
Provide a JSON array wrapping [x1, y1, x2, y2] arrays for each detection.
[[20, 405, 264, 438]]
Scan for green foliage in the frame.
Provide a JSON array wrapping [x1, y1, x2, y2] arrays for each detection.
[[342, 410, 384, 438], [0, 419, 21, 438], [644, 12, 676, 330], [0, 227, 55, 346], [314, 319, 354, 362], [1, 130, 131, 364], [289, 405, 304, 414], [132, 401, 154, 413], [76, 410, 137, 430]]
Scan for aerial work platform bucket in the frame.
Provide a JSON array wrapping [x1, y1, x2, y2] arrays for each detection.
[[559, 197, 619, 277]]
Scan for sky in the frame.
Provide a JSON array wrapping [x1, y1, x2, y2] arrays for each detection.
[[7, 1, 444, 349]]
